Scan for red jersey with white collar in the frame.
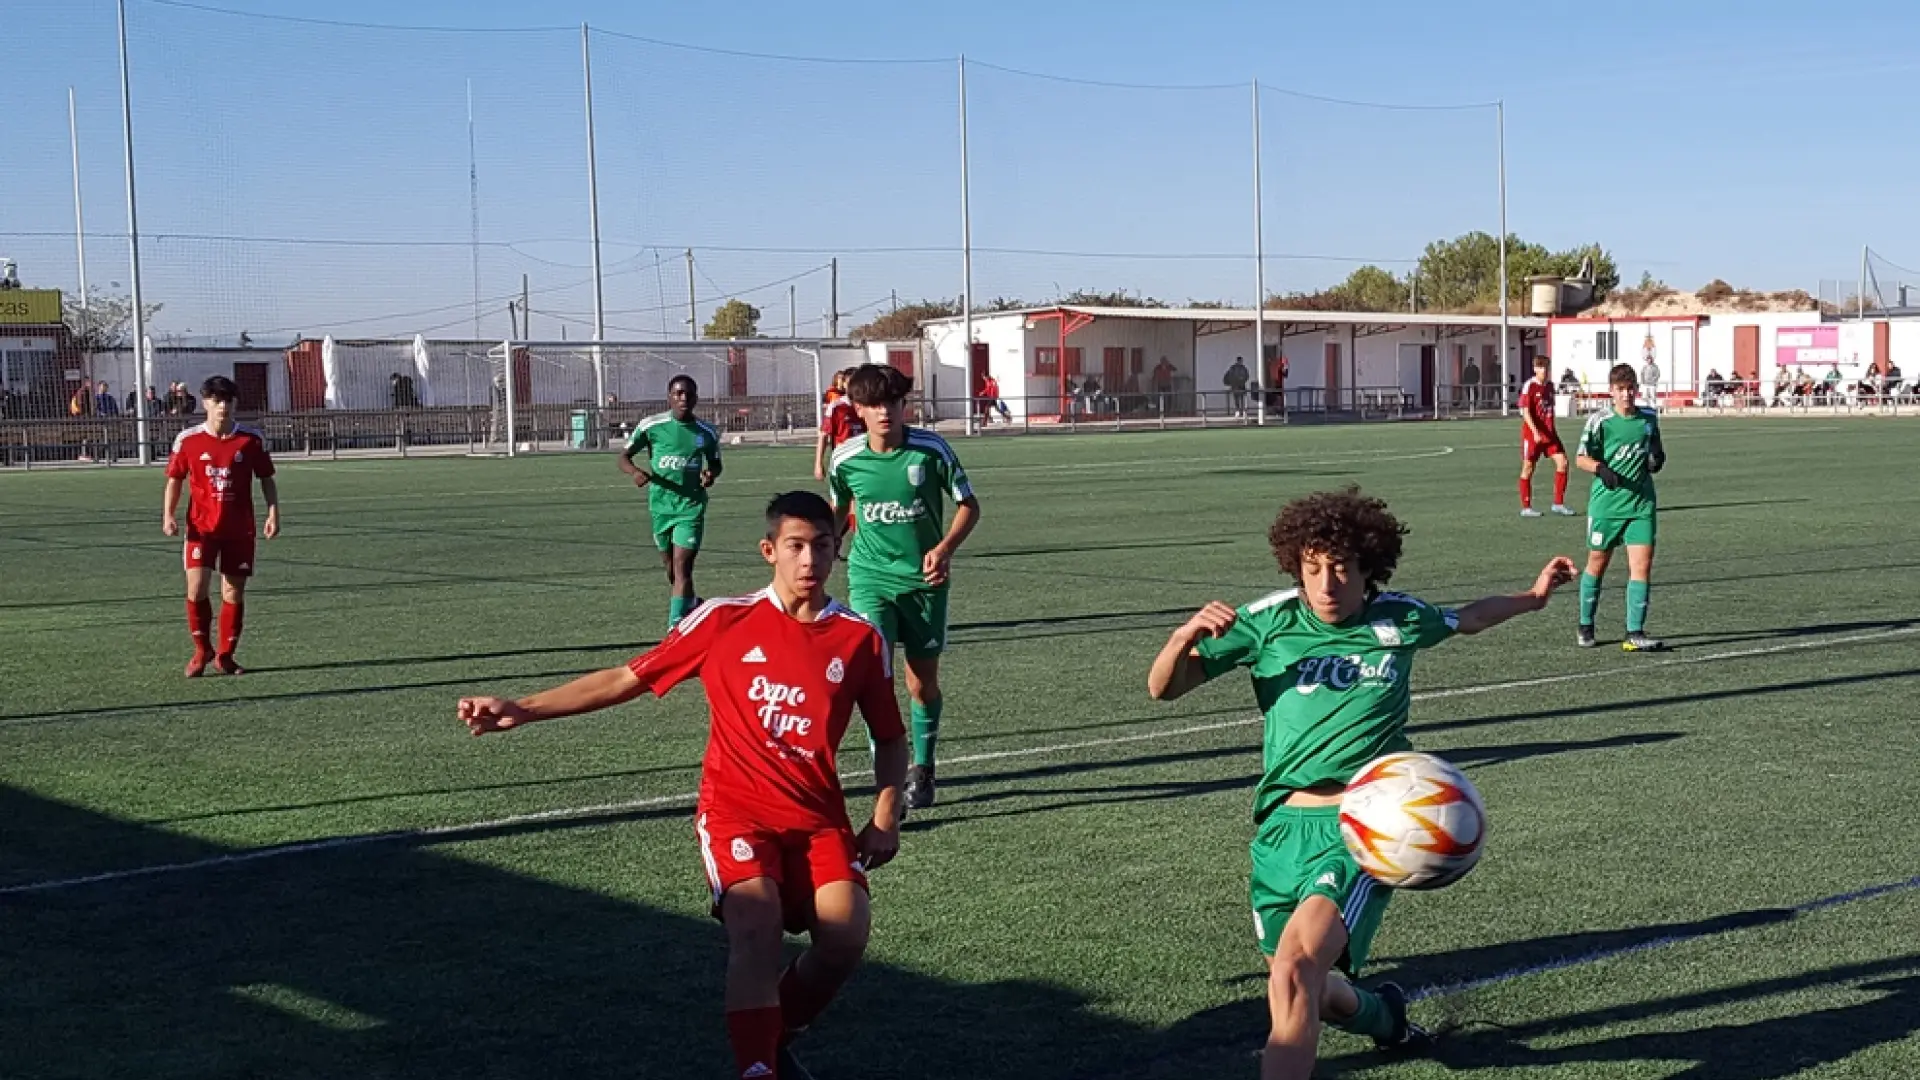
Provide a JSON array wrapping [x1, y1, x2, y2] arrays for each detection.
[[628, 589, 902, 831], [1519, 378, 1557, 437], [165, 424, 276, 536], [821, 396, 864, 446]]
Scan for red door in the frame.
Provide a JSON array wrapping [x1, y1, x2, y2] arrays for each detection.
[[1733, 325, 1759, 382], [286, 341, 325, 410], [513, 347, 533, 405], [727, 346, 749, 397], [1323, 343, 1341, 408], [968, 343, 988, 396], [886, 349, 914, 378], [1874, 320, 1891, 374]]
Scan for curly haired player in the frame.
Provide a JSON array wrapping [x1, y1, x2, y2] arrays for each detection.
[[1149, 488, 1574, 1079]]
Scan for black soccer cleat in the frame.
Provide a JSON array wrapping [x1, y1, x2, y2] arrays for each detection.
[[776, 1041, 817, 1080], [1371, 982, 1434, 1054], [1622, 632, 1668, 653], [1576, 624, 1598, 649], [903, 764, 937, 811]]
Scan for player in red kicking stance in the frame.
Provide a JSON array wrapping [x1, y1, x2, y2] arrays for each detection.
[[1518, 355, 1575, 518], [457, 490, 907, 1080], [163, 376, 279, 676]]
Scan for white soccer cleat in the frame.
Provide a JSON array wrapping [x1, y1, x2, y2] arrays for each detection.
[[1520, 508, 1543, 518], [1550, 504, 1576, 516]]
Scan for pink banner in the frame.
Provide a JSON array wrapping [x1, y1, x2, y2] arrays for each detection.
[[1775, 325, 1839, 366]]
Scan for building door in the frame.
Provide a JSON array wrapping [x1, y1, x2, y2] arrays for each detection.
[[727, 347, 750, 397], [968, 342, 988, 396], [886, 348, 914, 378], [232, 362, 270, 413], [286, 341, 325, 410], [1874, 320, 1891, 374], [1419, 345, 1436, 409], [1102, 346, 1126, 389], [1733, 324, 1760, 382], [1323, 343, 1342, 409]]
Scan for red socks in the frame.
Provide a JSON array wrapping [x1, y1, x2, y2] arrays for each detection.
[[187, 598, 213, 657], [726, 1006, 783, 1079], [218, 603, 244, 657], [1554, 469, 1569, 506], [1518, 476, 1532, 509], [779, 963, 835, 1036]]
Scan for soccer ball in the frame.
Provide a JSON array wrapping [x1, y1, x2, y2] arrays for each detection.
[[1338, 751, 1486, 890]]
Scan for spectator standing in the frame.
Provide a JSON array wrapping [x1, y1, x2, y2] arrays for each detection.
[[1151, 356, 1177, 413], [1223, 357, 1250, 418]]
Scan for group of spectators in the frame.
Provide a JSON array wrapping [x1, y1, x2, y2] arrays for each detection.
[[62, 380, 199, 419]]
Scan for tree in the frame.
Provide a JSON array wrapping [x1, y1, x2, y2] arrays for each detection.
[[63, 287, 164, 351], [1413, 232, 1619, 312], [1270, 264, 1409, 313], [702, 299, 760, 340], [853, 299, 959, 341], [1057, 289, 1167, 308]]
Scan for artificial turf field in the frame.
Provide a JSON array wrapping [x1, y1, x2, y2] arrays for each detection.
[[3, 417, 1919, 1080]]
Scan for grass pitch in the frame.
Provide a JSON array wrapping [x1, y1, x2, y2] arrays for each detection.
[[4, 417, 1919, 1079]]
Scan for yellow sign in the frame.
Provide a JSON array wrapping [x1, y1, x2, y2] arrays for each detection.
[[0, 289, 64, 326]]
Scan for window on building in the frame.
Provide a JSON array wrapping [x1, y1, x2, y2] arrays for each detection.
[[1033, 347, 1058, 376], [1596, 330, 1620, 361]]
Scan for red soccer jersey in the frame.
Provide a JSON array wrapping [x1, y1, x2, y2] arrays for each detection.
[[1519, 378, 1557, 436], [821, 397, 865, 446], [166, 423, 276, 536], [628, 589, 903, 831]]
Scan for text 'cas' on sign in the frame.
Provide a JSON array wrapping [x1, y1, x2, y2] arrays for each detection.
[[0, 290, 64, 325]]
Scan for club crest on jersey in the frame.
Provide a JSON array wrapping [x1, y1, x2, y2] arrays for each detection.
[[825, 657, 845, 684], [730, 837, 754, 863], [1370, 621, 1403, 646], [905, 462, 925, 487], [1295, 653, 1399, 695]]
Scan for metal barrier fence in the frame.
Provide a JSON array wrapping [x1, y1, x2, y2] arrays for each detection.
[[11, 378, 1918, 467]]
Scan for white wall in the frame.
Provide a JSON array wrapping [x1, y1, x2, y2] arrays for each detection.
[[96, 347, 293, 412], [928, 314, 1198, 420], [1549, 319, 1704, 394]]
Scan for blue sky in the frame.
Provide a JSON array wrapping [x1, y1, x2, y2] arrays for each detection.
[[5, 0, 1917, 342]]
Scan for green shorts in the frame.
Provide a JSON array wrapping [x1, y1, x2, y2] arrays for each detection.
[[848, 580, 949, 659], [1250, 805, 1391, 974], [1587, 515, 1656, 552], [651, 510, 706, 553]]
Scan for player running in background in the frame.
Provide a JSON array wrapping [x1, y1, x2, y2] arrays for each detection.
[[1148, 488, 1573, 1080], [811, 367, 864, 481], [163, 376, 280, 677], [1576, 363, 1667, 651], [619, 375, 723, 628], [828, 363, 980, 811], [1518, 354, 1575, 517], [458, 491, 906, 1080]]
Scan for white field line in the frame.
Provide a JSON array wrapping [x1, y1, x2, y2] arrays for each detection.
[[5, 625, 1917, 897]]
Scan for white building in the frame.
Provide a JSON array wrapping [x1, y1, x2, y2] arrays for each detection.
[[913, 305, 1547, 420], [1548, 312, 1919, 400]]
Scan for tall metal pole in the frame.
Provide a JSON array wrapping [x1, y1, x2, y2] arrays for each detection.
[[116, 0, 152, 463], [581, 24, 608, 406], [1497, 100, 1511, 418], [69, 88, 90, 308], [960, 55, 975, 436], [685, 248, 697, 337], [521, 273, 531, 340], [829, 257, 840, 339], [468, 79, 481, 341], [1252, 80, 1268, 426], [789, 284, 797, 339], [1860, 245, 1869, 319]]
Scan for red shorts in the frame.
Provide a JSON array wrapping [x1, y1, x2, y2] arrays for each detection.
[[1522, 428, 1565, 463], [183, 528, 257, 578], [696, 811, 868, 932]]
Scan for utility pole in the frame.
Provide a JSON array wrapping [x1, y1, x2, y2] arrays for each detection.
[[789, 284, 797, 340], [580, 23, 607, 403], [116, 0, 152, 463], [829, 257, 839, 338], [1496, 100, 1510, 418], [686, 248, 697, 338], [521, 273, 531, 340]]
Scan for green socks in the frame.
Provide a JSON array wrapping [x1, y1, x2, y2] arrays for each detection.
[[668, 595, 697, 630], [1333, 985, 1398, 1042], [1626, 579, 1650, 633], [1579, 573, 1601, 626], [910, 699, 943, 767]]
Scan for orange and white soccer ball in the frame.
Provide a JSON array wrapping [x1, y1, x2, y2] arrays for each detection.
[[1338, 751, 1486, 890]]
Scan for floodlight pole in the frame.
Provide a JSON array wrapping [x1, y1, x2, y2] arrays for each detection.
[[960, 54, 976, 436], [581, 24, 608, 407], [70, 87, 93, 388], [1252, 79, 1268, 427], [1497, 100, 1510, 418], [117, 0, 152, 463], [1859, 245, 1869, 320]]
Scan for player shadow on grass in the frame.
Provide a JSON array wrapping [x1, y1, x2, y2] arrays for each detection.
[[0, 783, 1173, 1080], [904, 732, 1683, 834], [1354, 958, 1920, 1078], [1655, 615, 1920, 650]]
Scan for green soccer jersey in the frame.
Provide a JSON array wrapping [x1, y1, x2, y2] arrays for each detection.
[[625, 412, 722, 511], [1195, 588, 1458, 826], [1580, 405, 1663, 519], [827, 428, 974, 593]]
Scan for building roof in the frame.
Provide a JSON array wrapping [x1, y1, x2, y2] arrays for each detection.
[[920, 304, 1547, 329]]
